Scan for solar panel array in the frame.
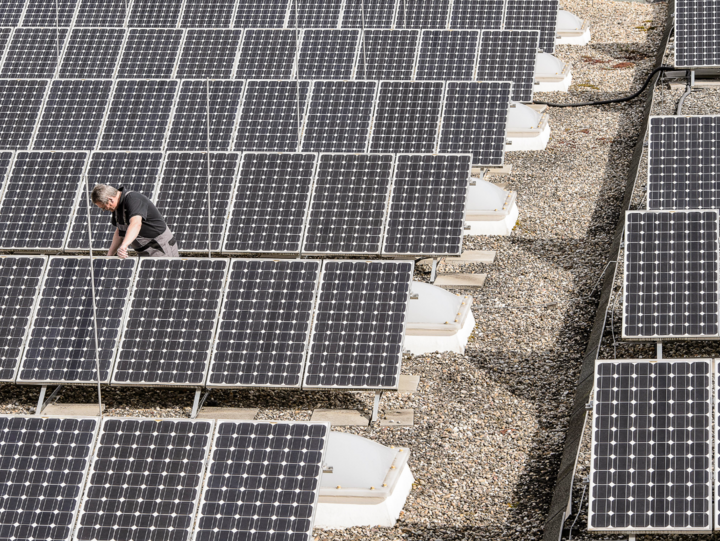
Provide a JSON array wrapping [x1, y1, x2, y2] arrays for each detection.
[[676, 0, 720, 68]]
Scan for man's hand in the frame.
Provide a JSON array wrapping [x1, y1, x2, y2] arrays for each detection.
[[117, 245, 129, 259]]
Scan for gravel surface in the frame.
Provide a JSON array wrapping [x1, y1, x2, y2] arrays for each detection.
[[0, 1, 673, 540]]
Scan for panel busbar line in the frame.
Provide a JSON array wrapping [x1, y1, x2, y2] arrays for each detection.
[[0, 80, 48, 150], [75, 418, 214, 541], [415, 30, 480, 81], [59, 28, 125, 79], [112, 258, 228, 387], [193, 421, 329, 541], [354, 29, 418, 80], [675, 0, 720, 68], [304, 260, 413, 389], [476, 29, 540, 103], [208, 259, 321, 388], [623, 210, 720, 339], [235, 29, 297, 79], [589, 360, 712, 532], [0, 415, 100, 541], [647, 115, 720, 210], [0, 256, 46, 383], [503, 0, 559, 53], [17, 257, 137, 385], [176, 29, 243, 79]]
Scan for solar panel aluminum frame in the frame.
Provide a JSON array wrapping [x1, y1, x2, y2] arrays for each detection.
[[207, 257, 322, 389], [588, 359, 713, 533], [92, 79, 119, 150], [111, 256, 229, 388], [381, 152, 471, 257], [674, 2, 720, 69], [622, 209, 720, 341], [74, 416, 215, 541], [0, 28, 18, 74], [18, 255, 138, 386], [715, 358, 720, 529], [20, 79, 54, 151], [0, 149, 17, 206], [0, 254, 47, 383]]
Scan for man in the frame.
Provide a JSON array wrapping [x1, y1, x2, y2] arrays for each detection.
[[91, 184, 179, 258]]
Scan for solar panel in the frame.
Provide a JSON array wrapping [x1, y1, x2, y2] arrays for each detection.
[[117, 29, 183, 79], [75, 418, 214, 541], [75, 0, 128, 26], [155, 152, 239, 253], [438, 81, 511, 166], [234, 80, 310, 152], [59, 28, 125, 79], [235, 28, 297, 79], [0, 0, 25, 26], [17, 257, 136, 385], [416, 30, 479, 81], [342, 0, 397, 28], [99, 79, 178, 151], [304, 260, 412, 389], [0, 80, 47, 150], [181, 0, 236, 27], [66, 151, 163, 251], [589, 360, 712, 532], [0, 151, 85, 250], [449, 0, 504, 30], [288, 0, 343, 28], [503, 0, 559, 53], [647, 116, 720, 210], [369, 81, 443, 153], [476, 29, 539, 103], [195, 421, 328, 541], [33, 79, 112, 150], [297, 29, 360, 79], [301, 80, 375, 152], [676, 0, 720, 68], [208, 259, 321, 388], [302, 153, 393, 254], [128, 0, 183, 27], [354, 29, 418, 80], [383, 153, 470, 256], [167, 80, 244, 151], [22, 0, 77, 26], [113, 258, 228, 386], [234, 0, 289, 28], [176, 29, 243, 79], [0, 416, 99, 541], [394, 0, 451, 29], [623, 210, 720, 339], [1, 27, 68, 78], [0, 28, 12, 58], [223, 152, 316, 254], [0, 256, 46, 383]]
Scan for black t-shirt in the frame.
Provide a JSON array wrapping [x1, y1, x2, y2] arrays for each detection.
[[111, 187, 167, 239]]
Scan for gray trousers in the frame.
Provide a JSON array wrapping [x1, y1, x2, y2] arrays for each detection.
[[130, 227, 179, 257]]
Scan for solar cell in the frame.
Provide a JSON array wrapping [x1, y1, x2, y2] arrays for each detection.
[[438, 81, 512, 166], [1, 27, 68, 78], [113, 258, 228, 386], [0, 416, 99, 541], [676, 0, 720, 67], [0, 80, 48, 150], [209, 259, 321, 387], [155, 152, 239, 252], [476, 29, 539, 103], [75, 0, 128, 26], [194, 421, 328, 541], [128, 0, 183, 27], [66, 151, 163, 251], [117, 29, 183, 79], [298, 29, 360, 79], [176, 29, 242, 79], [223, 152, 316, 254], [301, 80, 375, 152], [0, 151, 86, 250], [342, 0, 397, 28], [302, 153, 392, 255], [589, 360, 712, 532], [0, 0, 25, 26], [304, 260, 412, 389], [354, 29, 418, 80], [288, 0, 343, 28], [394, 0, 451, 29], [59, 28, 125, 78], [234, 80, 310, 152], [647, 116, 720, 210], [624, 210, 720, 339], [75, 418, 214, 541], [235, 28, 297, 79], [22, 0, 77, 26], [383, 154, 470, 256], [181, 0, 236, 27], [99, 79, 178, 151], [234, 0, 289, 28], [0, 256, 46, 383], [416, 30, 479, 81], [17, 257, 136, 385], [369, 81, 443, 153], [33, 79, 112, 150], [449, 0, 505, 30], [503, 0, 559, 53]]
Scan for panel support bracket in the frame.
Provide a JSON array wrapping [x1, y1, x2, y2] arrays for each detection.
[[36, 385, 63, 416], [191, 388, 210, 419], [430, 258, 439, 283], [656, 341, 662, 360], [371, 390, 383, 423]]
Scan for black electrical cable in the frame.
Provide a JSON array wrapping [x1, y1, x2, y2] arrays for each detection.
[[534, 66, 676, 107]]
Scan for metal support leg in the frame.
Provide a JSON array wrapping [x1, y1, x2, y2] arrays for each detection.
[[36, 386, 47, 415], [657, 341, 662, 360], [430, 258, 438, 283], [191, 389, 211, 419], [371, 390, 383, 423], [36, 385, 63, 415]]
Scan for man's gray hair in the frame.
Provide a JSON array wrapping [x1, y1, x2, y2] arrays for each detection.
[[91, 184, 119, 205]]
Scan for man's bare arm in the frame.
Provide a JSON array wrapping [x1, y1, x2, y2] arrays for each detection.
[[117, 216, 142, 259], [107, 228, 122, 256]]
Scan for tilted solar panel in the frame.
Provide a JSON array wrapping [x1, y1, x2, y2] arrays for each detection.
[[503, 0, 559, 53], [415, 30, 479, 81], [288, 0, 343, 28], [116, 28, 183, 79], [354, 29, 418, 80], [235, 29, 297, 79], [675, 0, 720, 68], [1, 27, 68, 78], [234, 0, 289, 28], [22, 0, 76, 26], [176, 29, 243, 79], [297, 29, 360, 79], [0, 28, 12, 58], [128, 0, 183, 27], [0, 0, 26, 26], [342, 0, 397, 28], [0, 80, 48, 149], [75, 0, 128, 26], [181, 0, 236, 27], [449, 0, 504, 30], [394, 0, 451, 29], [59, 28, 125, 79], [476, 29, 540, 103]]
